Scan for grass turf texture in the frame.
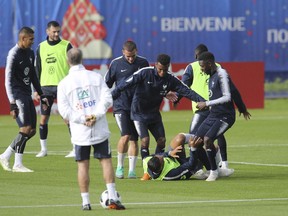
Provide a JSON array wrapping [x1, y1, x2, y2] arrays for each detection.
[[0, 99, 287, 216]]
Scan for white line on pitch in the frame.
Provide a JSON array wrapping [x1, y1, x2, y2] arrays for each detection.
[[0, 197, 288, 209]]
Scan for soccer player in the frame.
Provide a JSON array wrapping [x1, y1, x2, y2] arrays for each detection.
[[34, 20, 74, 158], [0, 27, 49, 172], [196, 51, 238, 181], [112, 54, 205, 179], [174, 44, 251, 168], [105, 40, 149, 179], [143, 135, 204, 180], [57, 48, 125, 210]]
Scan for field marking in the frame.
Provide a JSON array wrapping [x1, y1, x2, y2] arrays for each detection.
[[231, 161, 288, 167], [0, 197, 288, 209], [23, 151, 288, 168]]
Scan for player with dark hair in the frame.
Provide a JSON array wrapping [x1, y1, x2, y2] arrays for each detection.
[[170, 44, 251, 169], [112, 53, 205, 180], [34, 20, 74, 158], [0, 27, 49, 172], [105, 40, 149, 179], [195, 51, 237, 181]]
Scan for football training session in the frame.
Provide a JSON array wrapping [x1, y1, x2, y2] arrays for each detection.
[[0, 1, 288, 216]]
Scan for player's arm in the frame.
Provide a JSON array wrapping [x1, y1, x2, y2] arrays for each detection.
[[104, 61, 116, 88], [5, 51, 18, 119], [204, 69, 231, 107], [172, 75, 205, 103], [112, 67, 146, 99], [230, 80, 251, 119]]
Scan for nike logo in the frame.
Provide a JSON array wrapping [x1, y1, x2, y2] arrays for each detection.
[[120, 69, 127, 72], [19, 61, 23, 64], [47, 53, 54, 56], [147, 81, 153, 84]]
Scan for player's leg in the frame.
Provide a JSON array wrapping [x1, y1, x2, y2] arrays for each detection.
[[169, 133, 187, 158], [96, 140, 125, 210], [36, 94, 54, 157], [149, 121, 166, 155], [8, 97, 35, 172], [134, 121, 150, 159], [114, 112, 131, 179], [203, 117, 234, 181], [75, 145, 91, 210], [127, 120, 139, 178], [217, 134, 229, 168]]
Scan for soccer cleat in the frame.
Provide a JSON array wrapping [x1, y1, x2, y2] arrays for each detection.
[[36, 150, 47, 158], [115, 167, 124, 179], [82, 204, 91, 210], [108, 199, 125, 210], [12, 165, 34, 173], [65, 150, 75, 158], [140, 172, 151, 181], [218, 168, 234, 177], [0, 156, 12, 171], [192, 169, 208, 180], [206, 170, 218, 182], [128, 171, 137, 179]]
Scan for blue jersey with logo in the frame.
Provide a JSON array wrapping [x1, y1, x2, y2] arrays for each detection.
[[105, 55, 149, 113], [113, 67, 205, 123]]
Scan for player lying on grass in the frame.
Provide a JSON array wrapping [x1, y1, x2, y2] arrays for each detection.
[[142, 133, 234, 181]]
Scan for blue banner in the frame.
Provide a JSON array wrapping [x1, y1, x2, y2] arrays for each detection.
[[0, 0, 287, 73]]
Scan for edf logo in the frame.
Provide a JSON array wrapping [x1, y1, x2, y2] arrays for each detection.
[[83, 100, 97, 108]]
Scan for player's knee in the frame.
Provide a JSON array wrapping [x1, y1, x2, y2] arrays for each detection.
[[203, 136, 213, 149], [28, 129, 36, 138], [170, 133, 185, 149], [141, 137, 149, 148]]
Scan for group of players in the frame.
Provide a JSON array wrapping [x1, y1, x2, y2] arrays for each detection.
[[0, 20, 251, 210]]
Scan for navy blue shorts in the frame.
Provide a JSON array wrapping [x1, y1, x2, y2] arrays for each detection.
[[15, 95, 37, 128], [196, 116, 235, 141], [114, 111, 138, 141], [75, 139, 111, 161], [189, 110, 209, 135], [134, 120, 165, 141]]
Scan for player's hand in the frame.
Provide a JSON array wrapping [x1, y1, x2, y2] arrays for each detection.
[[169, 145, 183, 158], [240, 111, 251, 120], [196, 102, 207, 110], [165, 91, 178, 102], [40, 95, 50, 111], [188, 136, 203, 148], [10, 103, 19, 119], [84, 115, 96, 127], [33, 92, 40, 102]]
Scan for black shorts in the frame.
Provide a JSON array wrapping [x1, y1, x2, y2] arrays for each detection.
[[75, 139, 111, 161], [15, 95, 37, 128], [114, 111, 138, 141], [41, 86, 57, 115], [134, 120, 165, 141]]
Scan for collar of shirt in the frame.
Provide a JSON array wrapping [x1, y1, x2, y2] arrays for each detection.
[[69, 64, 85, 73]]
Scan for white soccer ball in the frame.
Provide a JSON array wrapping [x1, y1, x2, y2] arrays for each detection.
[[99, 190, 121, 209]]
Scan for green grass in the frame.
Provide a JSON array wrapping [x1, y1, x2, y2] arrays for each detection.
[[0, 99, 288, 216]]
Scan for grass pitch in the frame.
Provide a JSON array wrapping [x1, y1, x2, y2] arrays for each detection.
[[0, 99, 287, 216]]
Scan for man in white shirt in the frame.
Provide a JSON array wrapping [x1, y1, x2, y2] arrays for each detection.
[[57, 48, 125, 210]]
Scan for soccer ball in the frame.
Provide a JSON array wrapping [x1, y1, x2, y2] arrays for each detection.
[[99, 190, 121, 209]]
